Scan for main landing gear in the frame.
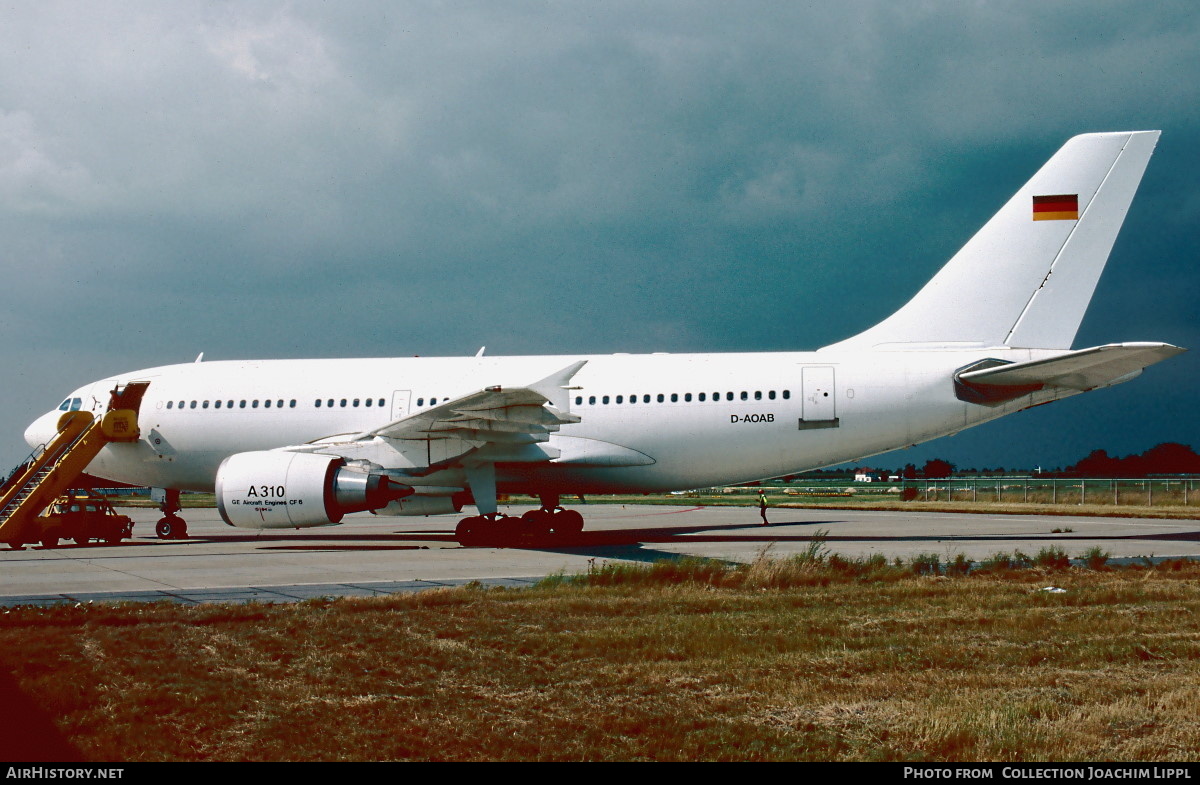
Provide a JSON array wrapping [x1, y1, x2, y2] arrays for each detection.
[[455, 466, 584, 546], [455, 504, 584, 547], [154, 488, 189, 540]]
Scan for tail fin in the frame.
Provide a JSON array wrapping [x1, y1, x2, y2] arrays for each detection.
[[824, 131, 1160, 351]]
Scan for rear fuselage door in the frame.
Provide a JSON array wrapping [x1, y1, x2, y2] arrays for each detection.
[[799, 366, 838, 428]]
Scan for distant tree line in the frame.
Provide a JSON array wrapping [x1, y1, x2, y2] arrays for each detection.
[[778, 443, 1200, 482], [909, 444, 1200, 479], [1062, 443, 1200, 478]]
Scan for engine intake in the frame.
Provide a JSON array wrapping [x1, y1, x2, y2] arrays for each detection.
[[216, 451, 413, 528]]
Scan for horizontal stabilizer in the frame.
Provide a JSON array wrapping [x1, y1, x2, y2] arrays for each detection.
[[956, 342, 1185, 405]]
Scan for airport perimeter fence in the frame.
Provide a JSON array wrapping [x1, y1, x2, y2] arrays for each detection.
[[749, 478, 1200, 508], [914, 477, 1198, 507]]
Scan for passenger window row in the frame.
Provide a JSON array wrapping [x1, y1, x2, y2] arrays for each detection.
[[162, 389, 791, 413], [167, 399, 299, 410], [166, 397, 392, 411], [315, 398, 386, 408], [574, 390, 791, 406]]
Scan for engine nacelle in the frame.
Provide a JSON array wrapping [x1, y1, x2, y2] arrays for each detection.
[[216, 451, 413, 528]]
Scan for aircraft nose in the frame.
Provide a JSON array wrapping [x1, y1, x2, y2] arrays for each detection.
[[24, 411, 60, 450]]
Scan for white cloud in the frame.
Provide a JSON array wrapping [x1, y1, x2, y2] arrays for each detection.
[[203, 9, 338, 89], [0, 110, 100, 215]]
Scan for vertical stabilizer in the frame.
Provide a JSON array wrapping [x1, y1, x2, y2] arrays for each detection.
[[823, 131, 1159, 351]]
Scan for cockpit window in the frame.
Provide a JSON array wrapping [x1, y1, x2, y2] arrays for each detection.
[[58, 399, 71, 411], [58, 398, 82, 411]]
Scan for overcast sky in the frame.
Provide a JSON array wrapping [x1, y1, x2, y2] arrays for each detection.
[[0, 1, 1196, 473]]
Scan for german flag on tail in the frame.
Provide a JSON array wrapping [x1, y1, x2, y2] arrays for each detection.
[[1032, 194, 1078, 221]]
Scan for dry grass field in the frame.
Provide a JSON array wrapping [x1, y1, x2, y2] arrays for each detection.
[[3, 549, 1200, 762]]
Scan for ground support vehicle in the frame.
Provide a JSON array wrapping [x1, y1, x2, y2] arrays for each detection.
[[24, 492, 135, 548]]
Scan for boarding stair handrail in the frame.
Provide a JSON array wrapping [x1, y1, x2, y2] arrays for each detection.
[[0, 441, 52, 498], [0, 412, 107, 543]]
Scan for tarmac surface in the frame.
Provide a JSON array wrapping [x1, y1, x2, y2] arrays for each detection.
[[3, 503, 1200, 607]]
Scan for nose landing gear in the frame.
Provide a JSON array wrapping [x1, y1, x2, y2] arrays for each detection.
[[154, 488, 189, 540]]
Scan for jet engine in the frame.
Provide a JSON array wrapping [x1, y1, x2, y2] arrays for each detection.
[[216, 451, 413, 528]]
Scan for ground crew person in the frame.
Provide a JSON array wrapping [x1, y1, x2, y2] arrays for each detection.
[[758, 490, 769, 525]]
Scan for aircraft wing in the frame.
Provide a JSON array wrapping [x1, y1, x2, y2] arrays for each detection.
[[367, 359, 585, 445], [957, 342, 1184, 400], [293, 360, 587, 471]]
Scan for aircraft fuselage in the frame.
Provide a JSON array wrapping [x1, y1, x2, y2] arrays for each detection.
[[27, 347, 1068, 497]]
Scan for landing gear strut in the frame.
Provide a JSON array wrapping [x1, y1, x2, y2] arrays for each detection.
[[154, 488, 188, 540], [455, 494, 584, 547]]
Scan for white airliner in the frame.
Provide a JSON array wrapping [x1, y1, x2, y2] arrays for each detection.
[[22, 131, 1185, 544]]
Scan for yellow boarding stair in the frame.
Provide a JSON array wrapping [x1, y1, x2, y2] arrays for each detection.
[[0, 406, 140, 548]]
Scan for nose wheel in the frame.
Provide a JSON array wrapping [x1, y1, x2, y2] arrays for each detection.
[[155, 515, 188, 540]]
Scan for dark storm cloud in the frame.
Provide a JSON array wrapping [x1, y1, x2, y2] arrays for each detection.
[[0, 1, 1196, 469]]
